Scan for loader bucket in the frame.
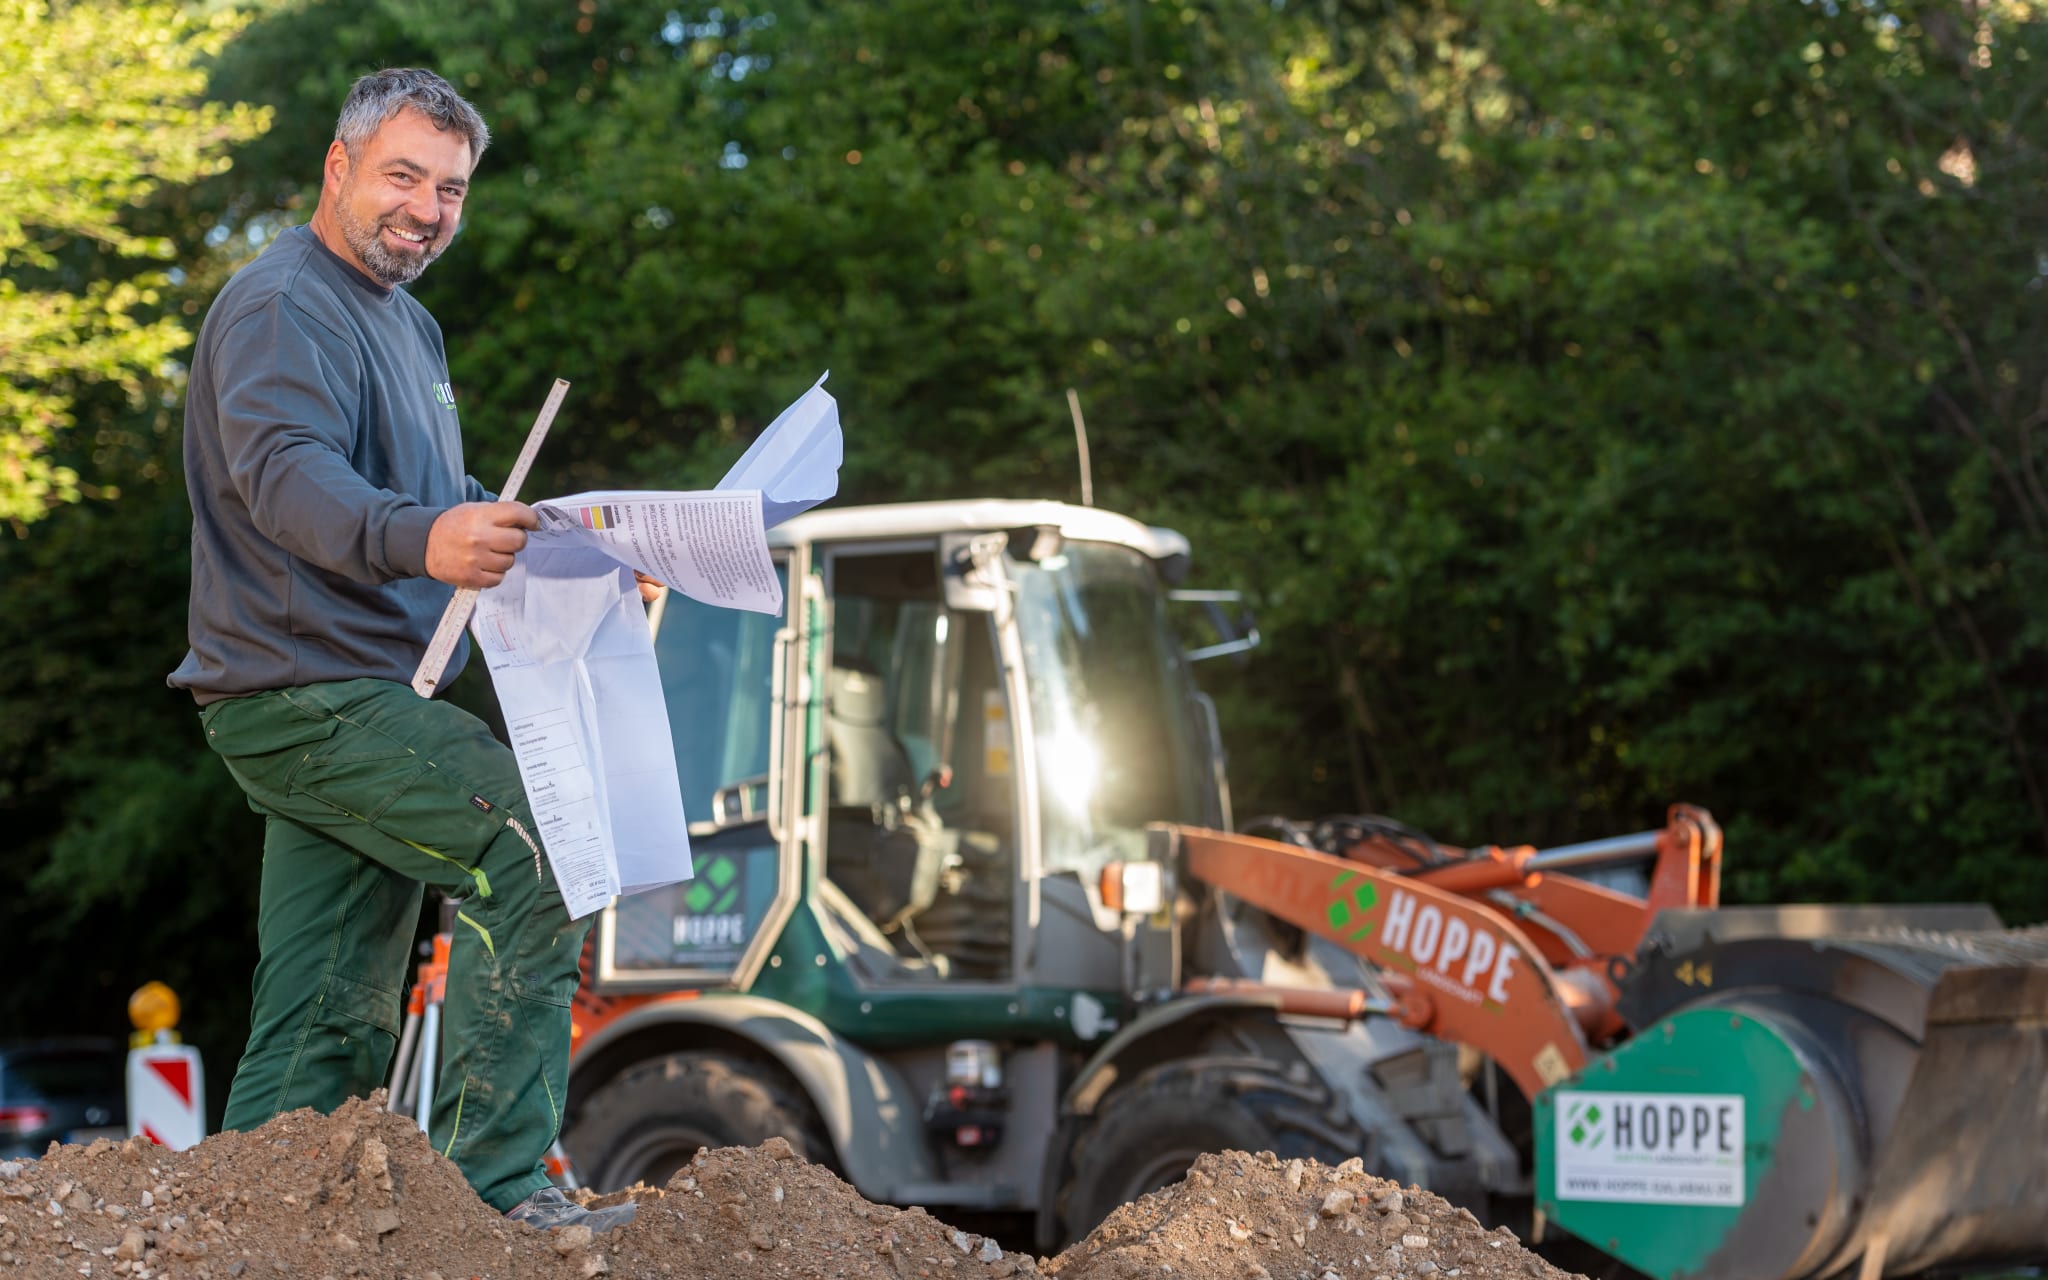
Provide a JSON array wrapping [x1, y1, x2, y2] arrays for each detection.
[[1843, 932, 2048, 1276], [1536, 911, 2048, 1280]]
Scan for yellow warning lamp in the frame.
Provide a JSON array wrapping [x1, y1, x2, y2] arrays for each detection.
[[129, 981, 182, 1048]]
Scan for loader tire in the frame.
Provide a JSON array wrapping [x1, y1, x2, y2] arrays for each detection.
[[1060, 1056, 1364, 1242], [563, 1049, 831, 1193]]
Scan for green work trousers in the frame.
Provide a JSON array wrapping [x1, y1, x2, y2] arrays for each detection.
[[200, 677, 589, 1211]]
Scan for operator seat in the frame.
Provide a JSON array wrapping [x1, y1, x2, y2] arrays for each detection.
[[824, 658, 950, 940], [826, 659, 914, 808]]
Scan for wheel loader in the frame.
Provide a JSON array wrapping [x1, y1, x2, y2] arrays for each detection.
[[558, 498, 2048, 1279]]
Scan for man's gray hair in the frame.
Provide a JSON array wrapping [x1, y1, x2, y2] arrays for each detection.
[[334, 68, 490, 168]]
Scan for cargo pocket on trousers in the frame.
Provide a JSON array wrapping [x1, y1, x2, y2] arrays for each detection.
[[321, 971, 405, 1041], [287, 736, 438, 826], [512, 962, 583, 1009], [290, 743, 513, 896], [312, 972, 405, 1088]]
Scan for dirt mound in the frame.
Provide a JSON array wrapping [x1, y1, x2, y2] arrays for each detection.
[[0, 1097, 1574, 1280], [1046, 1150, 1573, 1280]]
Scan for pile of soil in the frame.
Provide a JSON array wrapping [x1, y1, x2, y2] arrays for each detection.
[[1047, 1151, 1571, 1280], [0, 1096, 1578, 1280]]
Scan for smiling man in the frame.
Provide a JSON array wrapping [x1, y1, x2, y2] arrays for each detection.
[[171, 69, 631, 1233], [316, 92, 469, 287]]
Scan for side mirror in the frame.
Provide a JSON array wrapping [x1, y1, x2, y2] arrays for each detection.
[[1170, 589, 1261, 664], [940, 531, 1007, 612]]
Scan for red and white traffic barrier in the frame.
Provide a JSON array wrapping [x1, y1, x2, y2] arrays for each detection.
[[125, 983, 205, 1150]]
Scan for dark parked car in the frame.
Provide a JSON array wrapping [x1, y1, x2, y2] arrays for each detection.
[[0, 1038, 127, 1159]]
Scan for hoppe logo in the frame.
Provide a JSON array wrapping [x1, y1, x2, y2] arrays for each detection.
[[1564, 1093, 1739, 1156], [1554, 1089, 1746, 1208], [432, 381, 457, 408], [1565, 1099, 1605, 1148]]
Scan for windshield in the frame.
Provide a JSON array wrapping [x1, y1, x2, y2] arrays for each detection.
[[1009, 541, 1210, 880], [650, 563, 787, 821]]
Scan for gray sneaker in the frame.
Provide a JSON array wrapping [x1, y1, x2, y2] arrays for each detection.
[[504, 1186, 637, 1233]]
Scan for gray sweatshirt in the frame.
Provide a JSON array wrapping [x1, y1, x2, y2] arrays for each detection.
[[170, 224, 491, 703]]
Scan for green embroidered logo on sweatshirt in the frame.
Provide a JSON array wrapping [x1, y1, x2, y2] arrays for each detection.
[[432, 381, 457, 409]]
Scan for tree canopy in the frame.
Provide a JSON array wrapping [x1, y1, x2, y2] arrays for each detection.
[[0, 0, 266, 524]]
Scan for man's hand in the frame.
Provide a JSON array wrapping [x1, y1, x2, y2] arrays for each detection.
[[634, 570, 667, 604], [426, 501, 539, 589]]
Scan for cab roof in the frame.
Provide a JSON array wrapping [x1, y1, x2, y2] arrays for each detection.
[[764, 499, 1190, 563]]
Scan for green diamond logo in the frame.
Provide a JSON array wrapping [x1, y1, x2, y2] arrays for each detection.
[[685, 882, 714, 912], [707, 856, 737, 889], [1325, 876, 1379, 939], [1564, 1101, 1605, 1148]]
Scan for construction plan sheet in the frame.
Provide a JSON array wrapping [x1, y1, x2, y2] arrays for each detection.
[[469, 374, 841, 918]]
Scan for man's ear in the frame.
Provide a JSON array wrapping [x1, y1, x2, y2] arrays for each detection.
[[322, 139, 351, 195]]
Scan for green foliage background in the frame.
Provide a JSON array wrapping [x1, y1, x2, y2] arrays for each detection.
[[3, 0, 2045, 1111]]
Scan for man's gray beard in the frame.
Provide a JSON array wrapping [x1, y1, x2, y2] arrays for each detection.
[[334, 193, 446, 287]]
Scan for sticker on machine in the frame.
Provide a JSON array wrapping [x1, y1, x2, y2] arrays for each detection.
[[1554, 1091, 1745, 1207]]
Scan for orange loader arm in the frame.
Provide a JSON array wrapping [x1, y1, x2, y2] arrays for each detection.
[[1159, 806, 1721, 1103]]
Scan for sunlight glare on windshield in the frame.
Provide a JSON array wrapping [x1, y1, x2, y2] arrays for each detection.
[[1041, 728, 1100, 819]]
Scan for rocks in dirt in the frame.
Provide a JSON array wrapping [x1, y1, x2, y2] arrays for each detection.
[[662, 1140, 1037, 1277], [0, 1095, 1570, 1280], [1042, 1149, 1573, 1280], [551, 1223, 594, 1255], [0, 1100, 506, 1279]]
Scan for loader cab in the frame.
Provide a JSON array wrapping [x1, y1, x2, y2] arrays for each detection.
[[591, 501, 1224, 1021], [809, 513, 1222, 1000]]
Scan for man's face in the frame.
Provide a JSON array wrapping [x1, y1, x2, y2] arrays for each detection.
[[325, 107, 473, 287]]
